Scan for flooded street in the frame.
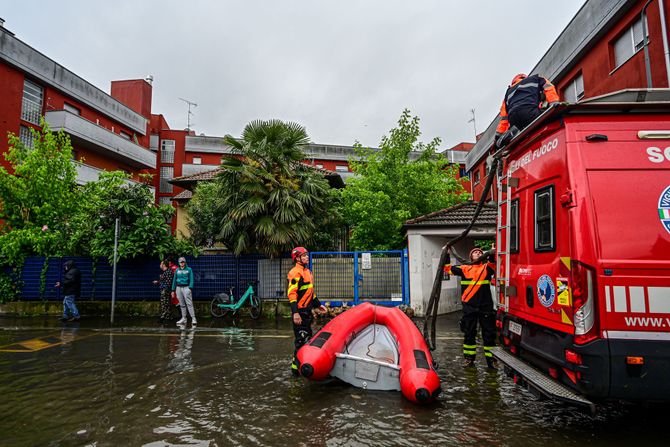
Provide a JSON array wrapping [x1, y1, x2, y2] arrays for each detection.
[[0, 313, 668, 446]]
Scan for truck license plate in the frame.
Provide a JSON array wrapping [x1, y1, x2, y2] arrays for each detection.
[[509, 321, 522, 336]]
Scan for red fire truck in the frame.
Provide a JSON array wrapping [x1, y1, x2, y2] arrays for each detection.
[[492, 89, 670, 410]]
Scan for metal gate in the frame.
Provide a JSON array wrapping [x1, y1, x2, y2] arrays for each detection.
[[309, 250, 409, 306]]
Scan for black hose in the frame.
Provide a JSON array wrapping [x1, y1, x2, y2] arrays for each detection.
[[422, 155, 501, 350]]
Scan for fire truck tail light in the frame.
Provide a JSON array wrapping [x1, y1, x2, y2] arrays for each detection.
[[565, 349, 583, 365], [626, 356, 644, 365], [572, 261, 597, 344], [638, 130, 670, 139]]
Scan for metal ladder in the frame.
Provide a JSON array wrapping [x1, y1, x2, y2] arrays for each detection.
[[495, 165, 514, 312]]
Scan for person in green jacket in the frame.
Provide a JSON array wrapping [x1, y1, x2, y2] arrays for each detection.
[[172, 257, 196, 326]]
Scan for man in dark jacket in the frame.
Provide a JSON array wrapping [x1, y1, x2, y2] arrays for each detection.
[[56, 260, 81, 322]]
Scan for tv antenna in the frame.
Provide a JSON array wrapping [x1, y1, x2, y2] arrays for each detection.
[[178, 97, 198, 131], [468, 108, 477, 139]]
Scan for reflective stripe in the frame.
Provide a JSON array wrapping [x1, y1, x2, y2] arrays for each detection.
[[517, 82, 539, 89], [484, 351, 493, 357], [463, 344, 477, 349], [463, 349, 477, 355], [500, 116, 508, 121], [288, 284, 298, 293], [299, 284, 313, 291], [461, 280, 490, 285], [483, 346, 494, 351]]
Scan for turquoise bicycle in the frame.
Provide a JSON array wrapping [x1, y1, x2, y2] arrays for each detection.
[[210, 283, 262, 319]]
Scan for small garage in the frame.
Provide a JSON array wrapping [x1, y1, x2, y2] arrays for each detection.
[[404, 201, 496, 316]]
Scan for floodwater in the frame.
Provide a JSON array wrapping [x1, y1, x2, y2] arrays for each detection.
[[0, 313, 667, 447]]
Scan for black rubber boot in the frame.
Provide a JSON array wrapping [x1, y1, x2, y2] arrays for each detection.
[[486, 357, 498, 370]]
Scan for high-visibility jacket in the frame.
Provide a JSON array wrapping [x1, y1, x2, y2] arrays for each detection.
[[496, 74, 560, 134], [287, 263, 321, 314], [444, 262, 495, 306]]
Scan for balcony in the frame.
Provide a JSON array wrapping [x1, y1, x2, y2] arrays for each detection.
[[45, 110, 155, 169], [74, 162, 155, 195]]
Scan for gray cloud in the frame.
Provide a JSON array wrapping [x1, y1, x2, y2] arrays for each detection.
[[0, 0, 585, 148]]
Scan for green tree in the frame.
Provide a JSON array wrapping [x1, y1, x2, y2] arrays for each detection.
[[69, 171, 196, 263], [341, 109, 466, 250], [187, 119, 339, 256], [0, 122, 78, 266]]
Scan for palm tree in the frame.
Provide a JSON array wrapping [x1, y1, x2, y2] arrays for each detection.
[[195, 119, 333, 256]]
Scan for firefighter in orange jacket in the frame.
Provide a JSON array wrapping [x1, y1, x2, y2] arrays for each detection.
[[288, 246, 327, 375], [444, 247, 497, 369], [495, 73, 560, 144]]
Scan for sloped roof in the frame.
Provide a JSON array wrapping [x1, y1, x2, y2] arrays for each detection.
[[404, 200, 497, 228], [172, 190, 193, 201], [170, 164, 345, 190]]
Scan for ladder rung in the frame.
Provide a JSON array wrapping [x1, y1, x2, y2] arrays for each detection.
[[497, 277, 509, 281], [498, 226, 508, 229], [497, 251, 509, 255]]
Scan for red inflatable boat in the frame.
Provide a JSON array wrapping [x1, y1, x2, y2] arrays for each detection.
[[297, 302, 441, 404]]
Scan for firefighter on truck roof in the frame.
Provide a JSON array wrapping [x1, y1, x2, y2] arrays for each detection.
[[444, 247, 497, 369], [495, 73, 560, 146]]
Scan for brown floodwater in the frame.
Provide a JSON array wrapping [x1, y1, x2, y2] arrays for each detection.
[[0, 313, 667, 446]]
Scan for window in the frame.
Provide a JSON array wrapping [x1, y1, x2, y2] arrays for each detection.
[[119, 131, 131, 140], [160, 166, 174, 193], [159, 196, 173, 206], [564, 73, 584, 103], [21, 79, 43, 124], [150, 134, 159, 151], [192, 156, 202, 165], [459, 167, 467, 178], [335, 165, 349, 172], [63, 103, 80, 115], [316, 164, 323, 169], [510, 199, 519, 253], [534, 186, 555, 251], [473, 169, 481, 185], [161, 140, 175, 164], [19, 125, 35, 149], [613, 17, 648, 69]]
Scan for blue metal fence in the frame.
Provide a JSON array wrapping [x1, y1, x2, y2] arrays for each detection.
[[15, 251, 409, 305], [309, 249, 409, 306]]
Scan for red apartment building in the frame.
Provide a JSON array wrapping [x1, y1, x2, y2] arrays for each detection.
[[467, 0, 670, 200], [0, 21, 156, 190]]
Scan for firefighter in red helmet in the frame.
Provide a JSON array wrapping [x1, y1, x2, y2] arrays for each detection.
[[288, 246, 327, 375], [444, 246, 497, 369], [495, 73, 560, 145]]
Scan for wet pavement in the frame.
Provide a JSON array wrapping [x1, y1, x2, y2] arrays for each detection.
[[0, 313, 668, 446]]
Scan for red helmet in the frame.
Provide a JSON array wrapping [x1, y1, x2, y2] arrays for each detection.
[[291, 246, 308, 262], [511, 73, 527, 85], [469, 247, 484, 261]]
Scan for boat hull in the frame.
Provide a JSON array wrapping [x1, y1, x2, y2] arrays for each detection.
[[297, 302, 441, 404]]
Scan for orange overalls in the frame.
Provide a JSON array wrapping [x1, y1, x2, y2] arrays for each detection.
[[445, 261, 496, 362]]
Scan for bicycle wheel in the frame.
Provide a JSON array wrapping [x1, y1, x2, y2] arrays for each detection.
[[249, 294, 262, 319], [210, 295, 231, 318]]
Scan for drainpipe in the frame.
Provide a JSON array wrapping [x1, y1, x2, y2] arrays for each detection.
[[658, 0, 670, 86], [643, 0, 654, 88]]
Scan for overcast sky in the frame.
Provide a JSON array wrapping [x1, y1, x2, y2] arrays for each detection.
[[1, 0, 585, 149]]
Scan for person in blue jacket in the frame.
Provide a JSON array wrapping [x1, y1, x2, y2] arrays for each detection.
[[172, 257, 196, 326]]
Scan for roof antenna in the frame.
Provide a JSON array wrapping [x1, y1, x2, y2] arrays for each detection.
[[178, 97, 198, 131], [468, 108, 477, 139]]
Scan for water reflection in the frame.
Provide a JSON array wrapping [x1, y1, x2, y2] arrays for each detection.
[[0, 317, 669, 446], [167, 329, 195, 373]]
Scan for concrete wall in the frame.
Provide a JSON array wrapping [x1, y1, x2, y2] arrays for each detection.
[[408, 232, 486, 316]]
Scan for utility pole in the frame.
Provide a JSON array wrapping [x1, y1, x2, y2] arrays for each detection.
[[468, 108, 477, 139], [178, 97, 198, 131]]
